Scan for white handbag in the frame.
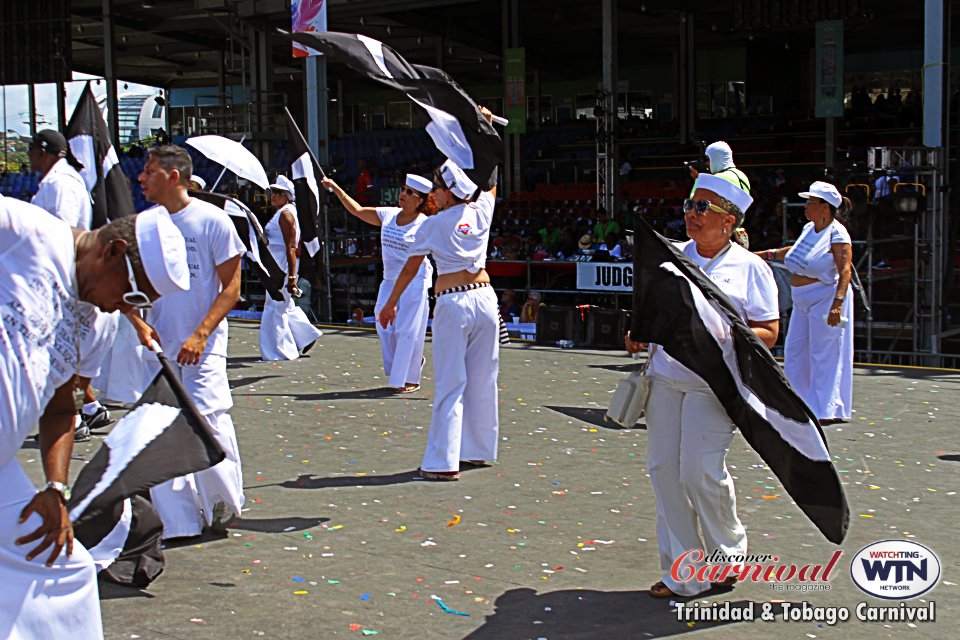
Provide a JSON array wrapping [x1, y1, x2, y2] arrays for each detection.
[[605, 345, 658, 428]]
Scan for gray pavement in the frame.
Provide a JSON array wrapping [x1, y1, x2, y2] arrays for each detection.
[[19, 322, 959, 639]]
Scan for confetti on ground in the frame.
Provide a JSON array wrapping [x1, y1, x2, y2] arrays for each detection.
[[447, 515, 462, 527], [432, 596, 470, 616]]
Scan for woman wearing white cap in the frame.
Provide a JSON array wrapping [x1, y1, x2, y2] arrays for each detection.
[[625, 173, 779, 598], [760, 181, 853, 424], [377, 108, 501, 481], [321, 172, 436, 393], [259, 175, 324, 360]]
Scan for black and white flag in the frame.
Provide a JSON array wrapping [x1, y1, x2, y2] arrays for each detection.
[[190, 190, 286, 301], [68, 351, 225, 530], [284, 107, 322, 257], [629, 220, 849, 544], [282, 30, 502, 192], [65, 83, 135, 228]]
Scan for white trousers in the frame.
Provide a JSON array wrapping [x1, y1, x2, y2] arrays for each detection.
[[645, 376, 747, 596], [784, 283, 853, 420], [0, 459, 103, 640], [259, 289, 323, 361], [374, 277, 430, 388], [150, 355, 244, 539], [421, 287, 500, 472]]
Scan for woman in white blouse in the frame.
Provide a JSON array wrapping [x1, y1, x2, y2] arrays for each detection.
[[322, 173, 435, 393], [760, 181, 853, 424], [625, 173, 779, 598]]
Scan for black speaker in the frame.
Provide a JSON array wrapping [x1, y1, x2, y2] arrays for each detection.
[[0, 1, 72, 85], [535, 306, 586, 346], [587, 308, 631, 349]]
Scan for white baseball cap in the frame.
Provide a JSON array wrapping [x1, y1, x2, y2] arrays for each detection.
[[798, 181, 842, 207], [135, 208, 189, 297]]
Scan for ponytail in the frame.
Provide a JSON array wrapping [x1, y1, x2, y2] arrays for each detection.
[[831, 196, 852, 222]]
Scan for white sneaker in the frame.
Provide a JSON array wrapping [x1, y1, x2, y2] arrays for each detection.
[[209, 501, 233, 532]]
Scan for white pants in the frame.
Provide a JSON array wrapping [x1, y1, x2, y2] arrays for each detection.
[[374, 277, 430, 388], [259, 289, 323, 361], [645, 376, 747, 596], [784, 283, 853, 420], [150, 354, 244, 539], [0, 459, 103, 640], [421, 287, 500, 472]]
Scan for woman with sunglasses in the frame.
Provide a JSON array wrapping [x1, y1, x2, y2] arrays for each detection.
[[759, 181, 853, 425], [321, 173, 436, 393], [625, 173, 779, 598]]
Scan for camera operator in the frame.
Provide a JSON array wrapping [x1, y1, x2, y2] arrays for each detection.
[[687, 141, 751, 195]]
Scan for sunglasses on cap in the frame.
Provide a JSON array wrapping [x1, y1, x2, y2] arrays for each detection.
[[124, 254, 153, 309], [682, 198, 727, 216], [401, 187, 423, 197]]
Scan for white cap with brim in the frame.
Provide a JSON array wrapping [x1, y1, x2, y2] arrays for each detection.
[[269, 175, 296, 200], [405, 173, 432, 194], [135, 208, 190, 297], [693, 173, 753, 214], [798, 180, 842, 208], [190, 175, 206, 190], [438, 159, 478, 201], [705, 141, 734, 173]]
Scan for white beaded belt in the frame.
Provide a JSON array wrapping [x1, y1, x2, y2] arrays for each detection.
[[436, 282, 491, 297]]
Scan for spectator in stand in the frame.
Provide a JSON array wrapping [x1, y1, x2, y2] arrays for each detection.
[[593, 207, 620, 242], [520, 291, 542, 323], [555, 229, 579, 260], [598, 232, 623, 259], [577, 234, 595, 256], [538, 219, 562, 253], [499, 289, 520, 321], [355, 159, 374, 205]]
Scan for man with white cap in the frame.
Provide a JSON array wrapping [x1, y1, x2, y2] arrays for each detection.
[[760, 180, 854, 424], [321, 172, 435, 392], [689, 141, 751, 195], [29, 129, 93, 230], [259, 174, 323, 360], [0, 197, 188, 639], [130, 145, 247, 539], [625, 172, 779, 598], [378, 106, 501, 480]]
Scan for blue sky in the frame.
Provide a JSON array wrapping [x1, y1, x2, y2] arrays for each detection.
[[1, 73, 159, 135]]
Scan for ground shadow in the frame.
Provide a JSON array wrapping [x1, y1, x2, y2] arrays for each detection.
[[97, 579, 156, 600], [161, 529, 228, 550], [938, 454, 960, 462], [226, 355, 263, 370], [292, 387, 417, 401], [229, 375, 281, 389], [588, 362, 645, 373], [464, 588, 748, 639], [276, 470, 420, 489], [228, 516, 330, 533], [545, 405, 647, 431], [857, 366, 960, 381]]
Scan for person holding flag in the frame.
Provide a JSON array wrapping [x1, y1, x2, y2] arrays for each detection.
[[259, 175, 323, 360], [129, 145, 247, 539], [0, 197, 189, 639], [625, 173, 779, 598], [323, 172, 435, 392]]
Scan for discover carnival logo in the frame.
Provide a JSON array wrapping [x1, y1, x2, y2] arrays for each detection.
[[850, 540, 941, 599]]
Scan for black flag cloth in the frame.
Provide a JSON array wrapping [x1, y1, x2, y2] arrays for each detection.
[[65, 83, 135, 228], [190, 190, 286, 302], [629, 220, 849, 544], [68, 351, 225, 529], [284, 107, 322, 257], [282, 30, 502, 192]]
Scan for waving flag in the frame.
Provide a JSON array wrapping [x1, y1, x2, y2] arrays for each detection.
[[629, 220, 849, 544], [190, 190, 286, 301], [65, 83, 135, 228], [281, 30, 502, 192], [284, 107, 322, 257]]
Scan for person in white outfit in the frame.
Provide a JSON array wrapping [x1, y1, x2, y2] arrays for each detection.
[[625, 174, 779, 598], [128, 145, 246, 539], [322, 173, 435, 392], [378, 107, 500, 481], [0, 197, 188, 640], [259, 175, 323, 360], [760, 181, 854, 423]]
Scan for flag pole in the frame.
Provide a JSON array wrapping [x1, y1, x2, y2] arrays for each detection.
[[209, 134, 246, 192]]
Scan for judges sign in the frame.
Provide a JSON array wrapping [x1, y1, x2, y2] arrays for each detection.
[[577, 262, 633, 292]]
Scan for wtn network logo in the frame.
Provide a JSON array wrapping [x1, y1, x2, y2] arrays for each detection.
[[850, 540, 941, 600]]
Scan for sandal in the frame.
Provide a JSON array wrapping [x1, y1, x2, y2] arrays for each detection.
[[394, 383, 420, 394], [418, 468, 460, 481], [649, 581, 678, 599]]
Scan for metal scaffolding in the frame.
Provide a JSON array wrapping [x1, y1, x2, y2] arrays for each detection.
[[595, 90, 615, 215]]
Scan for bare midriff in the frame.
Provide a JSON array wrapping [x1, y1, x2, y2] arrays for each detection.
[[436, 268, 490, 292], [790, 274, 820, 287]]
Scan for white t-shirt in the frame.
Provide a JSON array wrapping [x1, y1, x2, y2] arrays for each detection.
[[31, 158, 93, 230], [376, 206, 432, 282], [650, 240, 779, 383], [77, 308, 119, 379], [783, 220, 851, 285], [264, 204, 299, 274], [408, 191, 495, 275], [0, 197, 87, 466], [146, 199, 245, 358]]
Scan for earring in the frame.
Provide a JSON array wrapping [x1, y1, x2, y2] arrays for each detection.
[[722, 226, 728, 234]]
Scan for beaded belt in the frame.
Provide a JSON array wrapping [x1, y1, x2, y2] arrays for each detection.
[[434, 282, 509, 344]]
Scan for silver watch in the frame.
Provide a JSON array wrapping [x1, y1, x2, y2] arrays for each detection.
[[43, 481, 72, 503]]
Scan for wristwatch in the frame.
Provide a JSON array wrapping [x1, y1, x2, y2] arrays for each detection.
[[43, 481, 71, 503], [834, 297, 845, 303]]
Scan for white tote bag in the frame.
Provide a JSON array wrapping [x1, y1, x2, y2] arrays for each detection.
[[605, 345, 658, 427]]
